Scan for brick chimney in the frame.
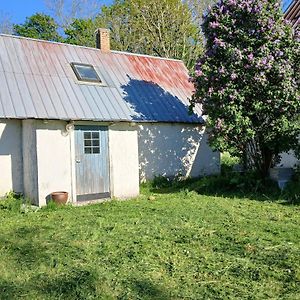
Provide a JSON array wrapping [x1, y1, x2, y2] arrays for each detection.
[[95, 28, 110, 52]]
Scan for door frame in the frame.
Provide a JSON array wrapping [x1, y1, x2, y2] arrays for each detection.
[[70, 122, 112, 203]]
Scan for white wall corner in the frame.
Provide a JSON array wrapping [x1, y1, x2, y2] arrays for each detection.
[[22, 119, 39, 205], [35, 120, 72, 207], [109, 123, 139, 199]]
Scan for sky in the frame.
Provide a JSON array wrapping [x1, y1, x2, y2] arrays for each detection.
[[0, 0, 48, 24], [0, 0, 295, 25], [0, 0, 112, 25], [282, 0, 294, 11]]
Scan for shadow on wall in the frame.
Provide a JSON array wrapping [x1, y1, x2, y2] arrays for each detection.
[[279, 150, 300, 168], [0, 120, 23, 195], [120, 77, 219, 180], [137, 124, 220, 181]]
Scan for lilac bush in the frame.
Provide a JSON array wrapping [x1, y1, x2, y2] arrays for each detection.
[[190, 0, 300, 177]]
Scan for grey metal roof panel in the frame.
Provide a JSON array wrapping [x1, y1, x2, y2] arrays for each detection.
[[0, 34, 203, 123]]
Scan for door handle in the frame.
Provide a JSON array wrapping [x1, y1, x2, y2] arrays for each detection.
[[76, 159, 81, 163]]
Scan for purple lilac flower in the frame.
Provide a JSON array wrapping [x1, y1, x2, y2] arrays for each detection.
[[248, 53, 254, 62], [216, 0, 224, 7], [218, 66, 225, 74], [234, 49, 243, 60], [267, 19, 275, 30], [195, 61, 202, 69], [221, 5, 229, 14], [252, 4, 262, 13], [214, 37, 225, 48], [255, 72, 267, 83], [274, 1, 280, 9], [209, 21, 220, 29], [276, 51, 284, 57], [245, 4, 252, 13], [261, 57, 267, 65], [230, 73, 237, 80], [216, 118, 224, 130], [195, 69, 203, 77], [228, 0, 237, 6]]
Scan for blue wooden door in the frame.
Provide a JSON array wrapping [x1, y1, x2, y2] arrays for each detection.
[[75, 126, 110, 201]]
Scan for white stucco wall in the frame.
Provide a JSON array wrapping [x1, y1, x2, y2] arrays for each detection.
[[109, 123, 139, 198], [0, 119, 23, 196], [1, 118, 220, 204], [279, 151, 299, 168], [23, 120, 140, 205], [35, 120, 73, 206], [138, 123, 220, 181]]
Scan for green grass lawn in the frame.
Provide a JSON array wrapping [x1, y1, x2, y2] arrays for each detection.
[[0, 186, 300, 299]]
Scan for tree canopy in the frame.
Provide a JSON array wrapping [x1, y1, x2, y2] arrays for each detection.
[[64, 0, 204, 70], [190, 0, 300, 177], [14, 13, 61, 42], [64, 18, 96, 47], [44, 0, 102, 30]]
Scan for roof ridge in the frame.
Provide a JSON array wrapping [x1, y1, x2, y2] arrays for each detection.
[[111, 50, 182, 62], [0, 34, 183, 63]]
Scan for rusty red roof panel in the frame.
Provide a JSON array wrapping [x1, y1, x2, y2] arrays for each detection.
[[0, 34, 202, 123]]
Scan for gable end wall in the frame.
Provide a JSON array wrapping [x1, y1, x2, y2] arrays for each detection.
[[138, 123, 220, 181]]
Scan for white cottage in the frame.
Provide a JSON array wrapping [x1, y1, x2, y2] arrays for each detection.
[[0, 30, 220, 206]]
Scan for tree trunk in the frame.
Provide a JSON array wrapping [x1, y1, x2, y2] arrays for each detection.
[[260, 146, 273, 178], [242, 143, 248, 171]]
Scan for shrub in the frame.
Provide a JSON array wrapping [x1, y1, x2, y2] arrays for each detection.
[[0, 192, 36, 213], [151, 175, 173, 189], [194, 172, 279, 198], [282, 166, 300, 204], [221, 152, 240, 175], [0, 192, 24, 212], [190, 0, 300, 177]]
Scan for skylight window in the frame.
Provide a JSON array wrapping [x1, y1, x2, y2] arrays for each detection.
[[71, 63, 102, 83]]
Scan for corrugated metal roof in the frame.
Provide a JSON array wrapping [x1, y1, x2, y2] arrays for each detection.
[[0, 34, 202, 124], [285, 0, 300, 28]]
